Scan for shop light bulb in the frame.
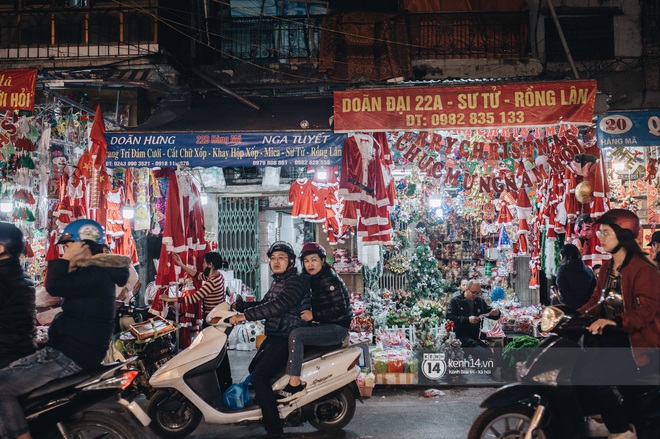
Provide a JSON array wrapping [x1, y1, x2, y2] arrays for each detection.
[[200, 191, 208, 205], [612, 161, 626, 171], [0, 198, 12, 213], [316, 168, 328, 181], [435, 208, 443, 218], [429, 194, 442, 208], [122, 205, 134, 220]]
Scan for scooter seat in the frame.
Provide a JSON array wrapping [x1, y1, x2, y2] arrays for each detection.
[[19, 364, 116, 401], [302, 343, 344, 362]]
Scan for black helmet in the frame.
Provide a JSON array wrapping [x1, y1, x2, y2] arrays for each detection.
[[0, 222, 25, 258], [595, 209, 641, 238], [267, 241, 296, 260]]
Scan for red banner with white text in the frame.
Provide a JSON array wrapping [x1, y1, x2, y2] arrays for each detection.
[[333, 80, 597, 132], [0, 69, 37, 111]]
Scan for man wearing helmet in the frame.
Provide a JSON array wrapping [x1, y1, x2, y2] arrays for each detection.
[[0, 219, 131, 439], [275, 241, 353, 403], [576, 209, 660, 439], [229, 241, 310, 439], [0, 222, 36, 370]]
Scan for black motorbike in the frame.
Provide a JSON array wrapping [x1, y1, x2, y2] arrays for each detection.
[[469, 302, 660, 439], [20, 356, 151, 439], [111, 299, 177, 398]]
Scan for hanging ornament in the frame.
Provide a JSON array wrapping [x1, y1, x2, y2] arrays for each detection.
[[498, 225, 511, 249], [483, 202, 496, 221], [485, 261, 493, 276], [575, 180, 594, 204]]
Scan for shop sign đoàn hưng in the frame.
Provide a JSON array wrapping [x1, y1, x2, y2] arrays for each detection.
[[333, 80, 597, 133], [104, 131, 345, 168], [0, 69, 37, 111]]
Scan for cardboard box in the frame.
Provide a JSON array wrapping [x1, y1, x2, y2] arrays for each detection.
[[375, 372, 418, 385], [129, 316, 175, 340]]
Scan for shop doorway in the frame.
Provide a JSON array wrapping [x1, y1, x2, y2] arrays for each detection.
[[218, 196, 261, 296]]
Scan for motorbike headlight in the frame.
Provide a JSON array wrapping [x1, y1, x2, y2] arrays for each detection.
[[540, 306, 564, 332], [529, 369, 560, 386]]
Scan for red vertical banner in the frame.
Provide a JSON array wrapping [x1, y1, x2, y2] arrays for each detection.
[[0, 69, 37, 111], [647, 182, 658, 225]]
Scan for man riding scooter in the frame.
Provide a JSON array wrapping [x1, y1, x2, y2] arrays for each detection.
[[229, 241, 310, 439]]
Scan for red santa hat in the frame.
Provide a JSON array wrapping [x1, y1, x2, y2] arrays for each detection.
[[517, 218, 530, 255], [515, 188, 532, 220], [497, 202, 514, 224], [589, 160, 610, 218]]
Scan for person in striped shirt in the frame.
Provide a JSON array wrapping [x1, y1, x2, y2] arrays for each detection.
[[173, 251, 232, 391], [173, 251, 228, 317]]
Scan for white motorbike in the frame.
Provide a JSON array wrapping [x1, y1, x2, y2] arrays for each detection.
[[147, 303, 365, 438]]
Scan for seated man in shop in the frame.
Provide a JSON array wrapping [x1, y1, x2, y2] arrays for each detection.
[[446, 280, 501, 362]]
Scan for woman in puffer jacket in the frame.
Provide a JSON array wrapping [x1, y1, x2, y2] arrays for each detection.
[[275, 242, 353, 403]]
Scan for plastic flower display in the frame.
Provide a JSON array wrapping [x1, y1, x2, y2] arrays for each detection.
[[413, 299, 446, 326]]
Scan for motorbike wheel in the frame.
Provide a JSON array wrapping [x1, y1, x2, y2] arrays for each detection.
[[469, 406, 554, 439], [47, 410, 139, 439], [308, 386, 356, 432], [147, 389, 203, 438]]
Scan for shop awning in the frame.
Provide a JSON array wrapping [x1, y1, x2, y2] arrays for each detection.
[[132, 94, 335, 132], [104, 95, 341, 168]]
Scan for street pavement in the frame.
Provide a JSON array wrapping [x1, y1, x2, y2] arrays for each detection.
[[127, 350, 497, 439]]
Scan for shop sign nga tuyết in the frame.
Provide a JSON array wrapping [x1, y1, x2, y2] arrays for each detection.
[[104, 132, 345, 168]]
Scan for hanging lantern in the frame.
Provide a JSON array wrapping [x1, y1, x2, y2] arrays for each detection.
[[575, 180, 594, 204]]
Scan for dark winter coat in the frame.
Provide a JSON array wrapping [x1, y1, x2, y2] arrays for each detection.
[[446, 294, 498, 341], [555, 258, 597, 310], [0, 257, 36, 369], [46, 254, 130, 370], [303, 263, 353, 328], [241, 267, 309, 338]]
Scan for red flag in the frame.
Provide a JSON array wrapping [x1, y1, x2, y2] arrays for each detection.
[[89, 104, 108, 168]]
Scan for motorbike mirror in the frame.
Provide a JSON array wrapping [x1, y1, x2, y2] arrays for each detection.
[[540, 306, 565, 332], [205, 302, 236, 327], [604, 292, 623, 307]]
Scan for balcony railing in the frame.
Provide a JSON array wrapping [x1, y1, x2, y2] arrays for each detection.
[[0, 5, 159, 60], [0, 6, 529, 70], [406, 11, 529, 59]]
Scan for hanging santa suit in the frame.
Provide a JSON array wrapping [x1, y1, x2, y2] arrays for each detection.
[[150, 170, 206, 348], [105, 187, 126, 240], [339, 132, 393, 245], [309, 182, 328, 224], [289, 178, 318, 221]]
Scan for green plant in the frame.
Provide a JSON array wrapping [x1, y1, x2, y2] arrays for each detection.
[[501, 335, 540, 380]]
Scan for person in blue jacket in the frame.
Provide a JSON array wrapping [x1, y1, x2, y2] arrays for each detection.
[[0, 219, 131, 439]]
